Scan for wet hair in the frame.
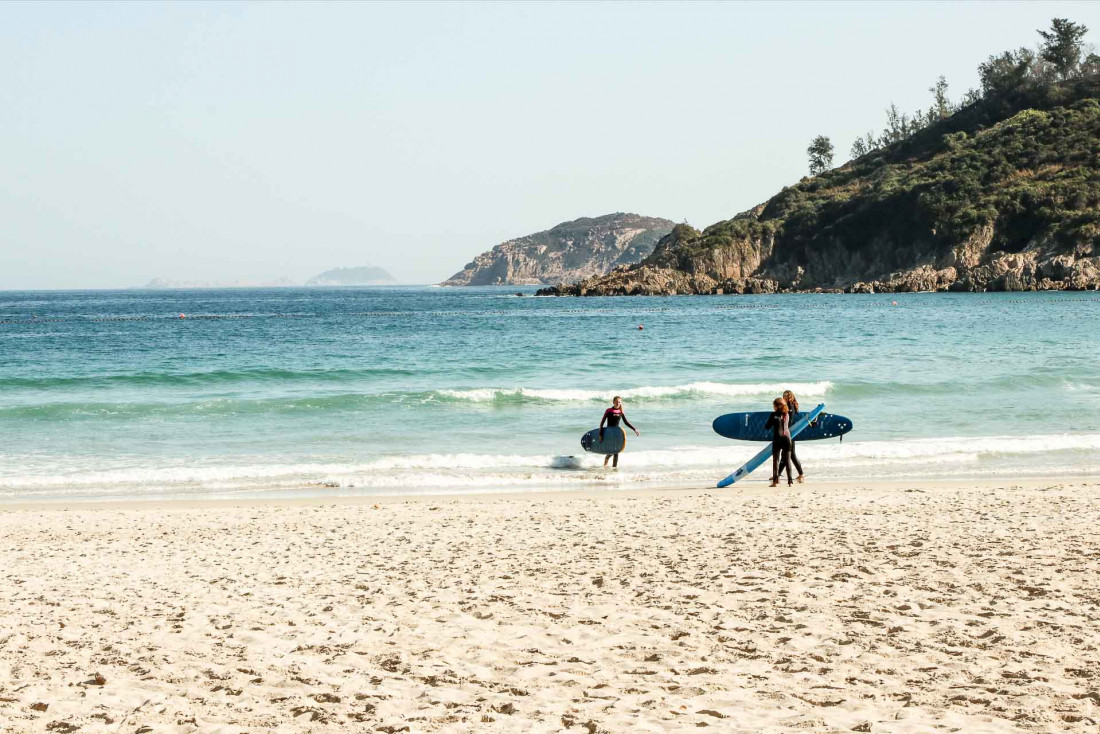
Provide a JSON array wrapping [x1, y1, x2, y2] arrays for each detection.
[[773, 397, 788, 412], [612, 395, 622, 404], [783, 390, 799, 414]]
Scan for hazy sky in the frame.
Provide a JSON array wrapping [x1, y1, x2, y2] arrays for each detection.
[[2, 0, 1098, 288]]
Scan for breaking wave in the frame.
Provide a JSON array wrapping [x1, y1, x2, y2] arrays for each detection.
[[434, 381, 833, 403]]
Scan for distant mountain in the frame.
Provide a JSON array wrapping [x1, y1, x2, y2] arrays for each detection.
[[305, 266, 398, 286], [144, 277, 296, 289], [440, 213, 676, 286]]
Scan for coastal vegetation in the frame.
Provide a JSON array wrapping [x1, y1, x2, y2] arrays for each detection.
[[545, 19, 1100, 296], [806, 136, 835, 177]]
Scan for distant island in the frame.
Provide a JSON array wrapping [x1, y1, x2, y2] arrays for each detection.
[[144, 277, 297, 289], [542, 19, 1100, 296], [305, 266, 397, 286], [143, 266, 398, 289], [440, 213, 675, 286]]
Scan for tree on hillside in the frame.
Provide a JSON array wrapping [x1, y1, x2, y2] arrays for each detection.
[[807, 135, 834, 176], [850, 130, 878, 160], [1038, 18, 1089, 79], [1083, 52, 1100, 77], [879, 103, 914, 146], [929, 76, 952, 120], [978, 48, 1035, 98]]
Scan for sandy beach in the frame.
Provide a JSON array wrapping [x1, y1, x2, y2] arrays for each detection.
[[1, 478, 1098, 733]]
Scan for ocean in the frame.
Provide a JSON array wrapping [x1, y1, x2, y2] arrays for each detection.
[[1, 286, 1098, 502]]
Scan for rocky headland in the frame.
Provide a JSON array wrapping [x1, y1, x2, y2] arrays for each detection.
[[441, 213, 675, 286], [542, 83, 1100, 296]]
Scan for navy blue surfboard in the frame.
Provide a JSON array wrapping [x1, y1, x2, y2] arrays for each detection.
[[716, 403, 826, 488], [712, 410, 852, 441], [581, 426, 626, 455]]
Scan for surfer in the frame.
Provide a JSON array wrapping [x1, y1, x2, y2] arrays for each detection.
[[599, 396, 639, 468], [779, 389, 805, 483], [765, 397, 793, 487]]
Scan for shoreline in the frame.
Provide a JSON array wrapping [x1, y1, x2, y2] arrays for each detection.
[[536, 281, 1100, 297], [536, 286, 1100, 296], [0, 475, 1092, 513]]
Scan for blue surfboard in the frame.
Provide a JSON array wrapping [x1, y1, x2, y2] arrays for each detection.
[[712, 410, 852, 441], [581, 426, 626, 455], [716, 403, 826, 488]]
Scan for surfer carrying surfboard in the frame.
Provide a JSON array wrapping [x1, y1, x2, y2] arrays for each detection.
[[765, 397, 794, 487], [599, 396, 639, 468], [779, 390, 806, 483]]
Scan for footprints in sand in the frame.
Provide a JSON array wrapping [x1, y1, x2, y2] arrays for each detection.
[[0, 485, 1099, 730]]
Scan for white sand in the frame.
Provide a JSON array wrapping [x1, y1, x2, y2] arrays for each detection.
[[1, 478, 1098, 732]]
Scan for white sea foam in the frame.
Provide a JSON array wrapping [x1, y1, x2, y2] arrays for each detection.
[[801, 433, 1100, 461], [3, 433, 1099, 500], [360, 453, 550, 471], [350, 433, 1100, 477], [1064, 381, 1100, 400], [0, 462, 380, 489], [549, 455, 587, 470], [434, 381, 833, 403]]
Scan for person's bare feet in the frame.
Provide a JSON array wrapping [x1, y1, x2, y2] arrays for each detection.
[[768, 479, 779, 487], [797, 475, 804, 484]]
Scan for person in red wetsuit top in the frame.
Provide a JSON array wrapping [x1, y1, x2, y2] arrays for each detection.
[[599, 395, 640, 468]]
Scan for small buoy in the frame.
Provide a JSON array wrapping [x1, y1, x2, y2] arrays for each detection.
[[637, 324, 644, 330], [179, 313, 186, 319], [891, 301, 898, 306]]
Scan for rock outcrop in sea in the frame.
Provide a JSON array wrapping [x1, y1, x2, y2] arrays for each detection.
[[440, 213, 675, 286]]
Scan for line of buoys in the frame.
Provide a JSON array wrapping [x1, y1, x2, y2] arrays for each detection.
[[0, 314, 306, 324]]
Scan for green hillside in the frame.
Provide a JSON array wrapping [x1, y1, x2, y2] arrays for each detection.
[[546, 21, 1100, 295]]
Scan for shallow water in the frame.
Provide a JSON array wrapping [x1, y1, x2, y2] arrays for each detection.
[[1, 286, 1097, 501]]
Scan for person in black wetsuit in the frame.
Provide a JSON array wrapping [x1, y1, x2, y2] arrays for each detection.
[[779, 389, 805, 483], [765, 397, 793, 487], [599, 395, 640, 468]]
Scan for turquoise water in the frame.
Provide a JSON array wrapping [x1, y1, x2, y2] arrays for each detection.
[[1, 287, 1098, 501]]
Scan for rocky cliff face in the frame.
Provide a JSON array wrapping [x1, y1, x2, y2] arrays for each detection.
[[542, 98, 1100, 296], [441, 213, 675, 286]]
